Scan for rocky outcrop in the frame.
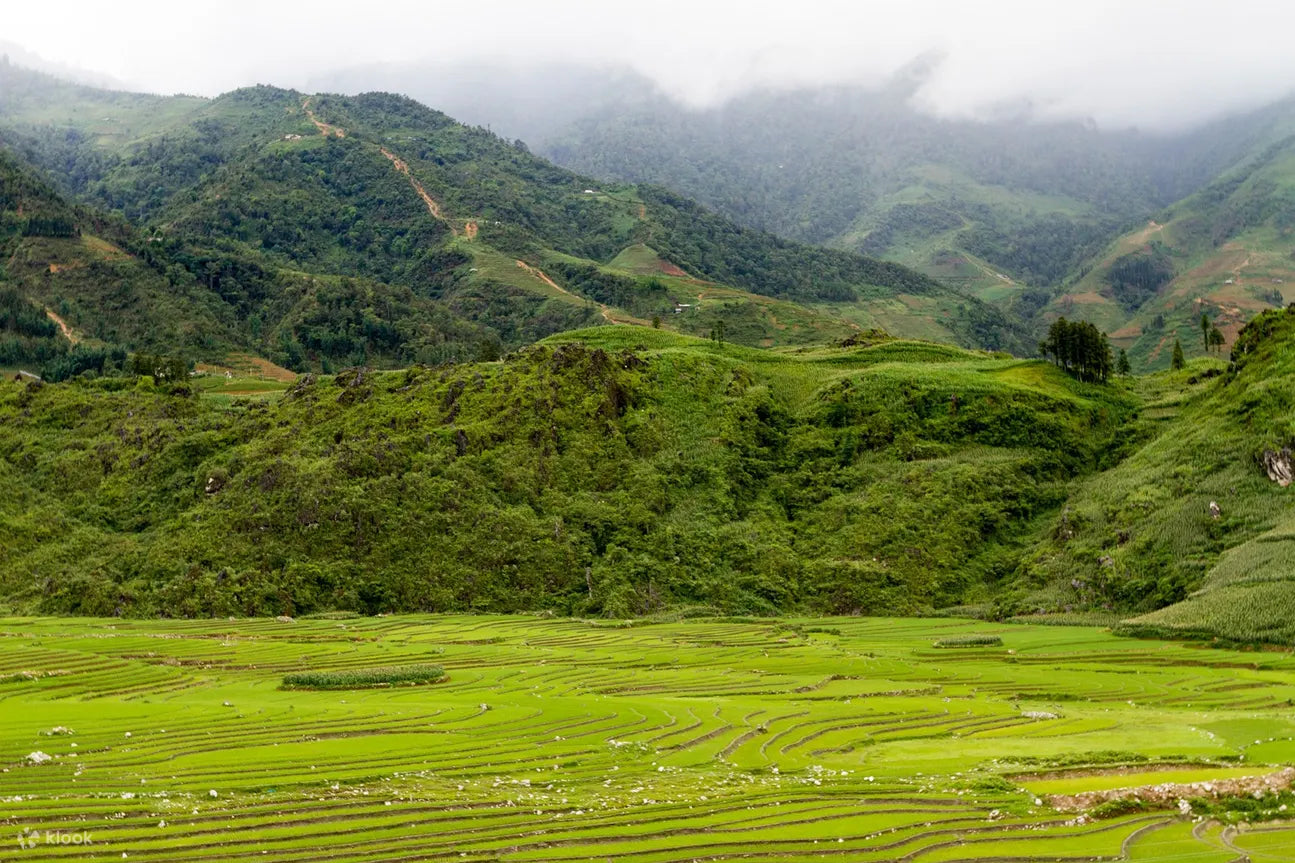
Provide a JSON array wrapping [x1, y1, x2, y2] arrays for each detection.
[[1048, 767, 1295, 813], [1261, 448, 1293, 487]]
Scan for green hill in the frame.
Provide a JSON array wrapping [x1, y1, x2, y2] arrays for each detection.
[[540, 84, 1295, 303], [531, 77, 1295, 361], [0, 329, 1131, 617], [1011, 306, 1295, 643], [1046, 132, 1295, 370], [0, 64, 1028, 365], [0, 144, 502, 376]]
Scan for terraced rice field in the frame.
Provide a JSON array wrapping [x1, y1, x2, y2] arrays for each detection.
[[2, 616, 1294, 861]]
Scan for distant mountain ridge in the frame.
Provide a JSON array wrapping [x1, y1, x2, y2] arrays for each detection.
[[350, 61, 1291, 368], [0, 62, 1027, 374]]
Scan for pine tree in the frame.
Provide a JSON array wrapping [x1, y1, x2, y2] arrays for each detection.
[[1171, 339, 1186, 370], [1117, 349, 1131, 376], [1039, 317, 1113, 383], [1209, 326, 1225, 353], [1200, 313, 1211, 350]]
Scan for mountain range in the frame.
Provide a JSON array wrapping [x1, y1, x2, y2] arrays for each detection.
[[319, 59, 1295, 370], [2, 56, 1295, 645]]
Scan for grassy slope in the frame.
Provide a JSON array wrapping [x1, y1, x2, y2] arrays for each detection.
[[1047, 134, 1295, 370], [1013, 307, 1295, 643], [0, 147, 250, 364], [0, 329, 1131, 617], [833, 162, 1107, 304]]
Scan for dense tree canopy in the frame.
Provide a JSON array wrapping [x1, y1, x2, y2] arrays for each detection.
[[1038, 317, 1113, 383]]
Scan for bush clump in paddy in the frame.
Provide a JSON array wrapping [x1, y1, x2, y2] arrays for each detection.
[[932, 634, 1003, 648], [280, 664, 445, 690], [1090, 797, 1151, 819]]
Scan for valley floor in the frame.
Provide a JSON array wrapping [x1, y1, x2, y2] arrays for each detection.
[[2, 615, 1294, 861]]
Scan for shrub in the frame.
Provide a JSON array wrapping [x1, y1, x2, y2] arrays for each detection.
[[280, 664, 445, 689], [932, 634, 1003, 648]]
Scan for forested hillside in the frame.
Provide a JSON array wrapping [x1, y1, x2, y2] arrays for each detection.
[[1010, 307, 1295, 642], [14, 312, 1293, 643], [1047, 132, 1295, 369], [0, 329, 1132, 617], [539, 86, 1292, 289], [529, 74, 1295, 362], [0, 62, 1028, 371]]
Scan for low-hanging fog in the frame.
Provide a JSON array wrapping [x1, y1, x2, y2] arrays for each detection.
[[4, 0, 1295, 133]]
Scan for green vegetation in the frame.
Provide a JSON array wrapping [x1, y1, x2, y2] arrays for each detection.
[[0, 328, 1134, 617], [1106, 245, 1175, 312], [1015, 307, 1295, 643], [1037, 317, 1114, 383], [3, 614, 1294, 861], [1048, 129, 1295, 371], [280, 663, 445, 689], [538, 83, 1295, 310], [10, 299, 1295, 644], [540, 87, 1207, 292], [535, 78, 1295, 372], [932, 634, 1003, 647], [0, 63, 1025, 364]]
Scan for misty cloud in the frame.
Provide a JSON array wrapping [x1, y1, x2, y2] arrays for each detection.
[[5, 0, 1294, 130]]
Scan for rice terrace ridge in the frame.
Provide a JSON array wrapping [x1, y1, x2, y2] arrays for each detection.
[[4, 1, 1295, 861], [4, 615, 1295, 861]]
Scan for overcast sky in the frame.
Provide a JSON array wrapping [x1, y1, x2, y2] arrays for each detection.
[[5, 0, 1294, 130]]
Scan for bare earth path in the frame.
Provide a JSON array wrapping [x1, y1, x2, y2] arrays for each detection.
[[45, 308, 79, 344], [301, 97, 346, 138], [301, 98, 464, 237], [378, 147, 456, 232], [516, 260, 616, 323], [299, 97, 645, 327]]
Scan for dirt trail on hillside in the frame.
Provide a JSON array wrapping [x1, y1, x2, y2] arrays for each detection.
[[301, 98, 475, 239], [964, 256, 1014, 286], [516, 260, 620, 323], [301, 98, 346, 138], [1233, 255, 1252, 285], [377, 147, 459, 235], [45, 309, 79, 344], [1135, 220, 1165, 244]]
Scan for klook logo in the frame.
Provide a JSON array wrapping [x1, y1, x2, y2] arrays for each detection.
[[16, 829, 93, 849]]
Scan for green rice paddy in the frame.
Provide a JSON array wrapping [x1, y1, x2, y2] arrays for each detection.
[[2, 615, 1294, 861]]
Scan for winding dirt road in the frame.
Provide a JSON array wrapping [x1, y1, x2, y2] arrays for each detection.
[[516, 260, 616, 323], [301, 98, 465, 237], [45, 309, 78, 344]]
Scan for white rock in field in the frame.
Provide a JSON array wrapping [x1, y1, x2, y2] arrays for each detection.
[[208, 789, 218, 798], [25, 751, 52, 765], [124, 731, 132, 738]]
